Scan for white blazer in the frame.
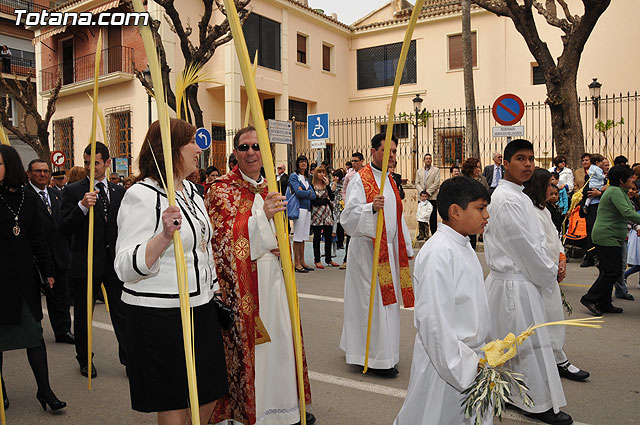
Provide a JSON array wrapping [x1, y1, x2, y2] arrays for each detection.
[[114, 178, 217, 308]]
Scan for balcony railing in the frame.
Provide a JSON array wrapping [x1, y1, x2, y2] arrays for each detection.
[[0, 0, 49, 14], [1, 57, 36, 77], [40, 46, 134, 91]]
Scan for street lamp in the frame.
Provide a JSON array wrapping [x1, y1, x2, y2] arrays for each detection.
[[588, 78, 602, 119], [142, 66, 152, 126], [412, 94, 425, 179]]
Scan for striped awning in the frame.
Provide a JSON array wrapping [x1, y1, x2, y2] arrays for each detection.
[[33, 26, 68, 44]]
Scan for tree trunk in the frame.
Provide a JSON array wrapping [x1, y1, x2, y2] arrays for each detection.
[[546, 71, 584, 171], [187, 84, 204, 128], [461, 0, 479, 158]]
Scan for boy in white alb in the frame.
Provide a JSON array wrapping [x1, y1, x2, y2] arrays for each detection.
[[395, 176, 492, 425]]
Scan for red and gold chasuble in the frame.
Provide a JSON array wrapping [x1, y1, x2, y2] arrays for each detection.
[[359, 165, 414, 308], [206, 167, 312, 425]]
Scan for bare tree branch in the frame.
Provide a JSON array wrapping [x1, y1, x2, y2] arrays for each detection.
[[532, 1, 571, 33], [556, 0, 576, 23]]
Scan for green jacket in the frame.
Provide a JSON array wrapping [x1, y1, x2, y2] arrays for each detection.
[[592, 186, 640, 247]]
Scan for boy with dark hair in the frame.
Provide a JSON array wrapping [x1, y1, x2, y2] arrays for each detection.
[[395, 176, 492, 425], [483, 140, 571, 425], [415, 190, 432, 241]]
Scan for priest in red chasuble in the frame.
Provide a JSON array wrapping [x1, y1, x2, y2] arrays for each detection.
[[205, 127, 314, 425], [339, 133, 415, 378]]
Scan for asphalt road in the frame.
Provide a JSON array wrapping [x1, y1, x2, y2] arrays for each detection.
[[2, 243, 639, 424]]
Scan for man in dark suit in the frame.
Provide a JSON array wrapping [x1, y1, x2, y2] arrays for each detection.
[[25, 159, 74, 344], [60, 142, 126, 378], [276, 164, 289, 196], [483, 152, 505, 194]]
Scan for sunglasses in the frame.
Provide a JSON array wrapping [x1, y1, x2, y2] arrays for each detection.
[[236, 143, 260, 152]]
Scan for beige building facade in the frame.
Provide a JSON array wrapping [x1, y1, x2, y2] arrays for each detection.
[[33, 0, 639, 175]]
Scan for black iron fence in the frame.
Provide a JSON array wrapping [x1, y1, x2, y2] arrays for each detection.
[[284, 92, 640, 182], [2, 56, 35, 77], [40, 45, 134, 91]]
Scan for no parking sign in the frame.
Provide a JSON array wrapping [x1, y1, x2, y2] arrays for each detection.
[[492, 94, 525, 126]]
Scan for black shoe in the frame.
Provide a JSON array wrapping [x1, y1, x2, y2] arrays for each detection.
[[80, 363, 97, 378], [615, 293, 635, 301], [368, 366, 399, 378], [295, 267, 309, 273], [525, 408, 572, 425], [580, 297, 602, 316], [36, 391, 66, 411], [557, 362, 590, 381], [302, 265, 315, 271], [580, 260, 595, 268], [55, 331, 75, 344], [599, 304, 623, 313], [292, 412, 316, 425]]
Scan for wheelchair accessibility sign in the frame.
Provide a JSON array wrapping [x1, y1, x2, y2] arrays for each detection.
[[307, 113, 329, 149]]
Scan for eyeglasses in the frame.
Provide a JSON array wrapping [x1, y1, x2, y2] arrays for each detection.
[[31, 169, 50, 174], [236, 143, 260, 152]]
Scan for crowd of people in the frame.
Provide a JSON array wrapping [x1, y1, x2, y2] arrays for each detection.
[[1, 121, 638, 425]]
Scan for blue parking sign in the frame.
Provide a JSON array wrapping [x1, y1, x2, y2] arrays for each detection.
[[307, 113, 329, 140], [195, 127, 212, 150]]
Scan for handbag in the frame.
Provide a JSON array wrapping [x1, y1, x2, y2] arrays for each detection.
[[285, 184, 300, 220], [213, 296, 234, 331]]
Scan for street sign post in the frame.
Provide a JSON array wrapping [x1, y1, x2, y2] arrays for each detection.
[[308, 113, 329, 165], [268, 119, 293, 144], [195, 127, 212, 150], [492, 125, 525, 138], [492, 94, 525, 126], [307, 113, 329, 141], [492, 94, 525, 143], [51, 150, 66, 167]]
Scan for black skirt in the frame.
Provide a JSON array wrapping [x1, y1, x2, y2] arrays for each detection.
[[125, 299, 228, 412]]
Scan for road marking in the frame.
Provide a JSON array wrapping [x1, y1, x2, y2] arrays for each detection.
[[560, 283, 591, 288], [298, 292, 414, 310], [46, 310, 593, 425], [309, 370, 407, 398]]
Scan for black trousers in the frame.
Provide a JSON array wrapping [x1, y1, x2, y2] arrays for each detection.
[[72, 260, 127, 367], [336, 223, 345, 248], [344, 235, 351, 262], [469, 234, 477, 250], [428, 200, 438, 234], [45, 265, 72, 338], [583, 244, 621, 308], [417, 222, 429, 239], [312, 225, 333, 263], [584, 203, 599, 262]]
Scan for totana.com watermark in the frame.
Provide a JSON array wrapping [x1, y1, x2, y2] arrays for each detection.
[[15, 10, 149, 26]]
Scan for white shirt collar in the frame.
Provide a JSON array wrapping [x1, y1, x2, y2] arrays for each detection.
[[437, 222, 470, 245], [239, 169, 264, 187], [29, 181, 48, 197]]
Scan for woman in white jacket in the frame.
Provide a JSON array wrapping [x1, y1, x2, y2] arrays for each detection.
[[114, 119, 228, 425]]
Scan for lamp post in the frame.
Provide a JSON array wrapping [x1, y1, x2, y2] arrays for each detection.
[[142, 66, 152, 126], [412, 94, 424, 181], [588, 78, 602, 119]]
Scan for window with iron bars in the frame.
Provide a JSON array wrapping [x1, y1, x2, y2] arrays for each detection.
[[357, 40, 416, 90], [379, 122, 409, 139], [435, 127, 465, 167], [106, 109, 132, 176], [53, 117, 74, 171], [243, 13, 281, 71]]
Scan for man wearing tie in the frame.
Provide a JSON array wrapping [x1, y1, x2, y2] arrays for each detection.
[[25, 159, 74, 344], [60, 142, 126, 378], [483, 152, 505, 194]]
